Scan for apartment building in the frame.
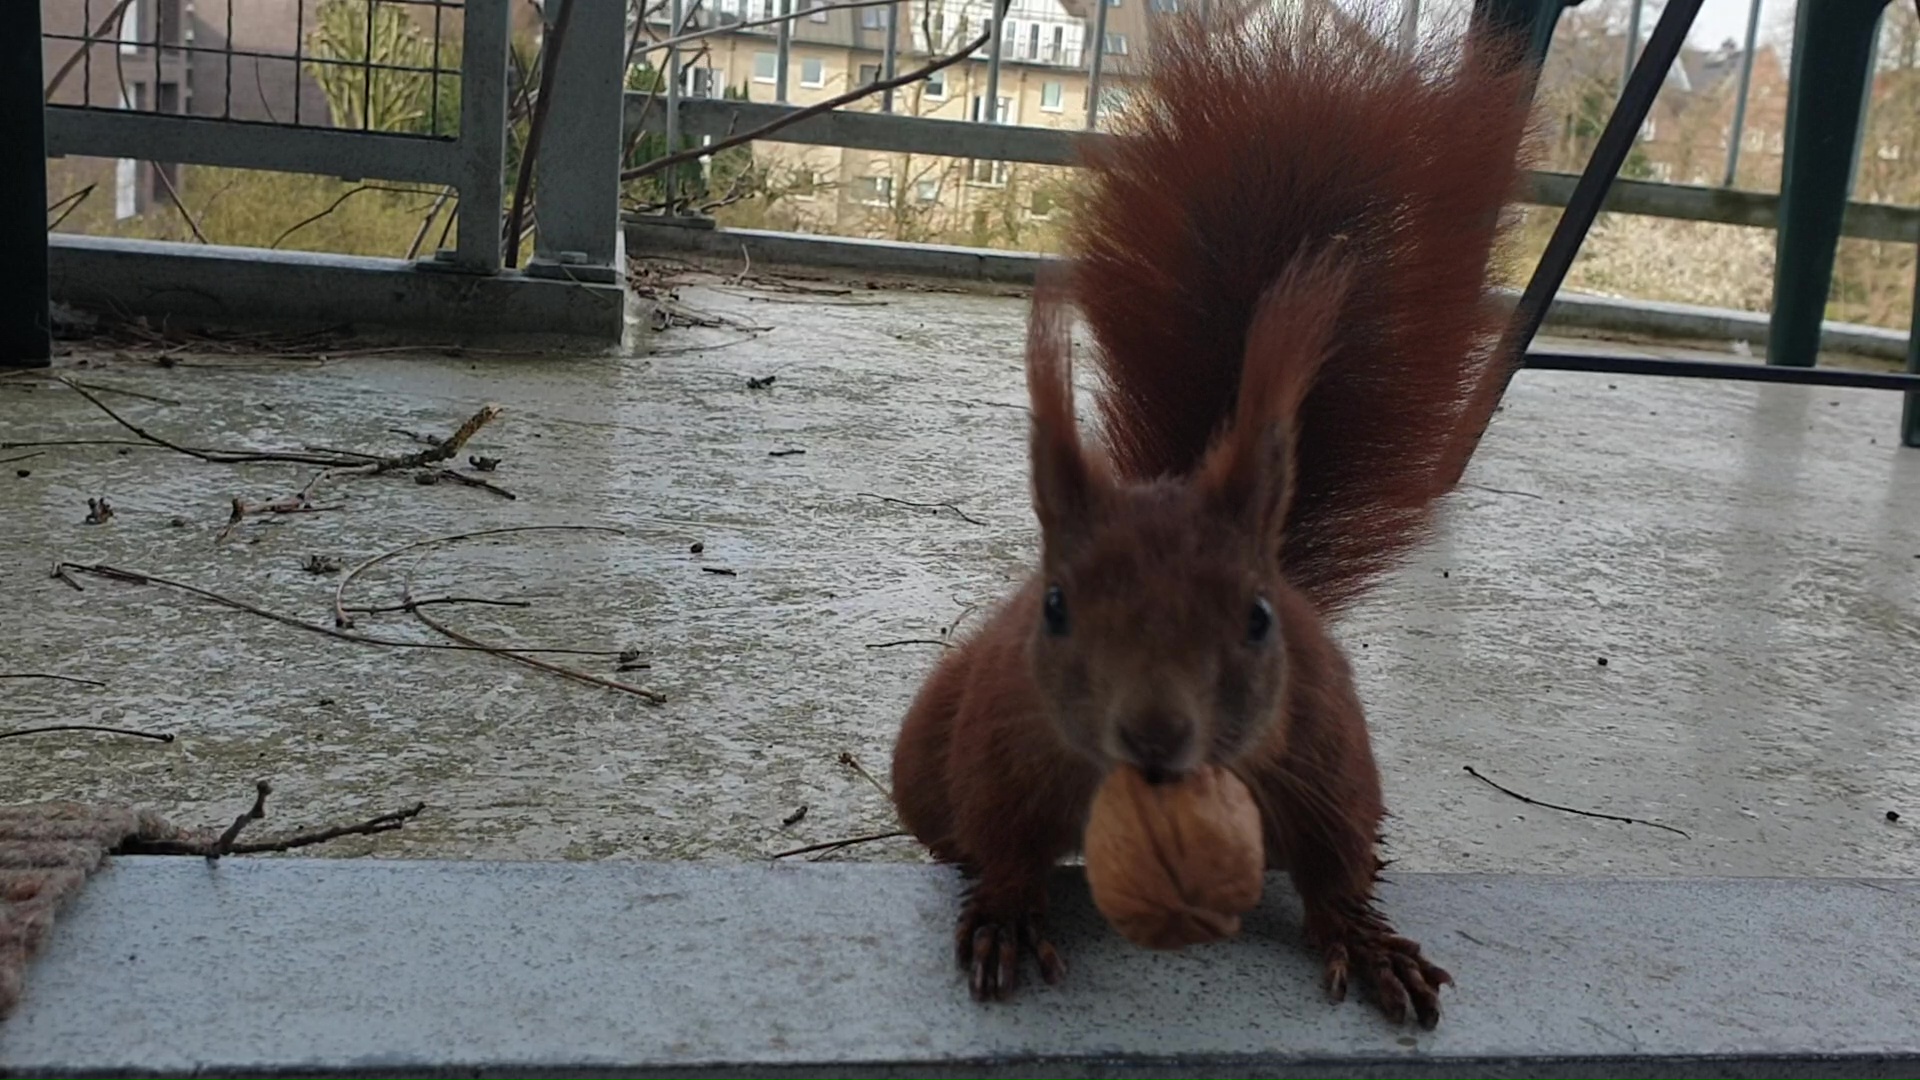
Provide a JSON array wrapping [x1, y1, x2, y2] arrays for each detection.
[[652, 0, 1168, 243]]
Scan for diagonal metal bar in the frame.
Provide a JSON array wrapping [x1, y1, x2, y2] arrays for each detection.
[[1505, 0, 1703, 359], [1442, 0, 1704, 485]]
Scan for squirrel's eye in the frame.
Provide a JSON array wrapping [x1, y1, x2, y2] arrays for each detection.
[[1043, 585, 1070, 637], [1247, 596, 1274, 644]]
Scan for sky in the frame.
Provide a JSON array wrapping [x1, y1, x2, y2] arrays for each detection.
[[1686, 0, 1777, 49]]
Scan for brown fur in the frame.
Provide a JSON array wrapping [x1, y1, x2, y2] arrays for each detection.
[[891, 0, 1538, 1027]]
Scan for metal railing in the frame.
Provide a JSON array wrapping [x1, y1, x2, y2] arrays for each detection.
[[41, 0, 511, 273]]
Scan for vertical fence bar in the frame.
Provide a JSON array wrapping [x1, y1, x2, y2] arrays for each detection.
[[1085, 0, 1109, 130], [1721, 0, 1762, 187], [666, 0, 684, 211], [775, 0, 791, 102], [985, 0, 1003, 117], [1904, 256, 1920, 447], [450, 0, 510, 272], [2, 0, 51, 367], [882, 1, 898, 112], [1622, 0, 1641, 94], [530, 0, 625, 280], [1847, 16, 1883, 200]]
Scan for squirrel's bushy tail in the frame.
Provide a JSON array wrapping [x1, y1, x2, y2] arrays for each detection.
[[1069, 1, 1538, 615]]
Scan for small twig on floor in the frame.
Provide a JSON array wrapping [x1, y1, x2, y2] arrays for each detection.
[[1463, 765, 1689, 838], [782, 805, 808, 827], [334, 524, 620, 629], [838, 751, 893, 803], [1460, 483, 1545, 500], [942, 600, 979, 639], [411, 599, 667, 705], [215, 493, 341, 544], [213, 780, 273, 854], [363, 405, 503, 475], [51, 377, 359, 467], [0, 451, 46, 466], [771, 830, 908, 860], [864, 639, 953, 650], [49, 563, 84, 591], [431, 468, 517, 500], [57, 379, 182, 407], [57, 561, 625, 658], [702, 567, 738, 576], [0, 724, 172, 743], [343, 595, 531, 616], [0, 673, 108, 688], [856, 492, 985, 527], [120, 786, 427, 858]]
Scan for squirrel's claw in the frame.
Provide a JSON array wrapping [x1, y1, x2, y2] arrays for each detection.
[[1311, 904, 1452, 1029], [957, 899, 1064, 1002]]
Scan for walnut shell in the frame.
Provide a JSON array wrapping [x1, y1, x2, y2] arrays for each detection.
[[1083, 763, 1265, 950]]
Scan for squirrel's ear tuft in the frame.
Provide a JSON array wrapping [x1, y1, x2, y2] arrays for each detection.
[[1027, 271, 1103, 558], [1200, 248, 1351, 551]]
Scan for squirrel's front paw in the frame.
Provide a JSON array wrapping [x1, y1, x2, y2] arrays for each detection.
[[955, 898, 1065, 1001], [1308, 901, 1452, 1028]]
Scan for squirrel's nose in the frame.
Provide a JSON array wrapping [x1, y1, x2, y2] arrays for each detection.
[[1117, 712, 1196, 784]]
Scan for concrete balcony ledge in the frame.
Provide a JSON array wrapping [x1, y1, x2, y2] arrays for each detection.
[[2, 859, 1916, 1079]]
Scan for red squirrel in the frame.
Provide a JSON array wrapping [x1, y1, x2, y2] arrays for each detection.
[[890, 0, 1539, 1028]]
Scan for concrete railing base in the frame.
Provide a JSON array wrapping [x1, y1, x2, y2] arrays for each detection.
[[626, 218, 1911, 362], [3, 859, 1916, 1078], [50, 235, 630, 345]]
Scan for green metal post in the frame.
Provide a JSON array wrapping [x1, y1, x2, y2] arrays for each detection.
[[1472, 0, 1568, 66], [1902, 249, 1920, 447], [2, 0, 52, 368], [1765, 0, 1888, 368]]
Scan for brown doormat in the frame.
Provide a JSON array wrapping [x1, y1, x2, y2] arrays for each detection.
[[0, 802, 189, 1020]]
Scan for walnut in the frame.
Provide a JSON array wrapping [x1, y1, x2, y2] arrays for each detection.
[[1082, 763, 1265, 950]]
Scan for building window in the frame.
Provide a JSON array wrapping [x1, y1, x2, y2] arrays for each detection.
[[924, 69, 947, 98], [1040, 80, 1063, 110], [1029, 188, 1056, 217], [860, 5, 885, 28], [753, 52, 777, 82], [800, 57, 826, 86], [1049, 25, 1065, 62], [120, 0, 142, 52], [967, 159, 1010, 186], [1151, 0, 1179, 10], [1107, 0, 1121, 7], [853, 174, 893, 205], [931, 13, 947, 43], [791, 168, 821, 200], [804, 0, 829, 23], [1105, 32, 1129, 55], [683, 67, 722, 97], [858, 63, 881, 85], [1026, 23, 1041, 59], [1096, 85, 1130, 119], [971, 94, 1011, 124], [915, 178, 940, 203], [1001, 19, 1019, 57]]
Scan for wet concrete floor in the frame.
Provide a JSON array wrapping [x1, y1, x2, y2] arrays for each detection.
[[2, 270, 1917, 877]]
